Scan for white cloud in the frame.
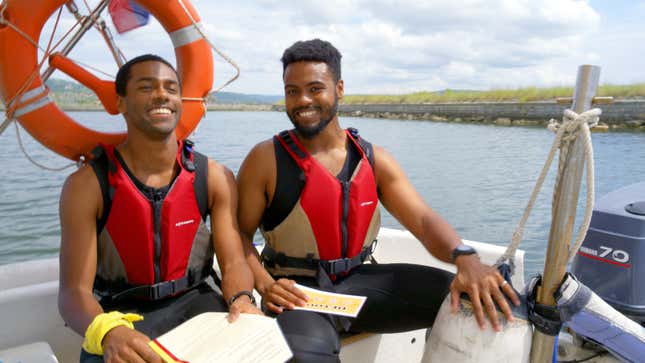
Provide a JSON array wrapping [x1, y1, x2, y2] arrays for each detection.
[[38, 0, 641, 95]]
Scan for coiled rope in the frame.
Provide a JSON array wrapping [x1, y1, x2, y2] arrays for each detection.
[[495, 108, 601, 274]]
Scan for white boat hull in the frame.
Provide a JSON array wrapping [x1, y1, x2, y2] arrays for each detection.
[[0, 228, 619, 362]]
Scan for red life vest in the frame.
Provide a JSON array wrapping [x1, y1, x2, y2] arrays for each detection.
[[261, 129, 380, 277], [92, 141, 213, 302]]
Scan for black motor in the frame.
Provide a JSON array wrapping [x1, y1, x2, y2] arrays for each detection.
[[571, 182, 645, 323]]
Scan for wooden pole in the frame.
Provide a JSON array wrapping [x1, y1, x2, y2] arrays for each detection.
[[529, 65, 600, 363]]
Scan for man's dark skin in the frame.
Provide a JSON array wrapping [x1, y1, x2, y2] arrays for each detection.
[[58, 60, 261, 363], [237, 59, 520, 332]]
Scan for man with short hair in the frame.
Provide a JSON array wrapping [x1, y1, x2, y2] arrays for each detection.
[[237, 39, 520, 362], [59, 54, 261, 363]]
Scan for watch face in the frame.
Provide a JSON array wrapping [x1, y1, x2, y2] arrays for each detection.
[[456, 245, 475, 253]]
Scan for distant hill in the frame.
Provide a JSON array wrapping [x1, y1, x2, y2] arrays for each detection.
[[46, 79, 90, 93]]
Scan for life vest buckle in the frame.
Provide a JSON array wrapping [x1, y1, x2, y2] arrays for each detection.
[[149, 280, 176, 300], [147, 277, 191, 300], [323, 258, 351, 276]]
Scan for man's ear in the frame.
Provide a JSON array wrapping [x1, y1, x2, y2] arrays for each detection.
[[116, 94, 126, 114], [336, 79, 344, 99]]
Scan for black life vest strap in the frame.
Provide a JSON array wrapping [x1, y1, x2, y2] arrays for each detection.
[[89, 146, 112, 233], [96, 263, 217, 305], [190, 146, 209, 221], [261, 240, 377, 276], [180, 139, 196, 172], [347, 127, 375, 169], [277, 130, 307, 159]]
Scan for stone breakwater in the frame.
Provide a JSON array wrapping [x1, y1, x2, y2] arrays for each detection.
[[206, 103, 274, 111], [273, 101, 645, 131]]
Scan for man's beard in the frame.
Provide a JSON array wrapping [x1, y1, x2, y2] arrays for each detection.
[[287, 96, 339, 139]]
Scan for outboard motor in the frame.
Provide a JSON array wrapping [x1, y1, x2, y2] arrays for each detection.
[[571, 182, 645, 324]]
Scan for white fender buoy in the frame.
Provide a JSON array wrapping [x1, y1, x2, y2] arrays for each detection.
[[422, 295, 533, 362]]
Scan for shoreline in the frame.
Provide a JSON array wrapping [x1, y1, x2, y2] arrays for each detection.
[[0, 103, 274, 112], [3, 101, 644, 131], [274, 100, 645, 131]]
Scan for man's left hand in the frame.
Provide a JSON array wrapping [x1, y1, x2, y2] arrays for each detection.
[[449, 254, 520, 332], [227, 296, 263, 322]]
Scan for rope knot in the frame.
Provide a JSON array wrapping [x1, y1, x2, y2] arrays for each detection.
[[547, 108, 602, 144], [548, 108, 601, 133]]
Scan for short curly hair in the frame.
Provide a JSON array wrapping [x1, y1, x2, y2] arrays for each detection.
[[115, 54, 179, 96], [281, 39, 342, 82]]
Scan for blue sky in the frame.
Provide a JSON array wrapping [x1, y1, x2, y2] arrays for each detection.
[[45, 0, 645, 95]]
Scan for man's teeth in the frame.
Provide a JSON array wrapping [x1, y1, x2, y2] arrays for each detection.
[[150, 108, 172, 115], [298, 110, 316, 117]]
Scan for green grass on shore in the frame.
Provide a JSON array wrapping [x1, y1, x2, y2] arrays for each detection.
[[342, 84, 645, 104], [2, 84, 644, 111]]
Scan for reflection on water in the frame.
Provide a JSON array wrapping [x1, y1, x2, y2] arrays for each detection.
[[1, 111, 644, 279]]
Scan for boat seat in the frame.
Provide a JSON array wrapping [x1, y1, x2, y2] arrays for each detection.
[[341, 332, 376, 346], [0, 341, 59, 363]]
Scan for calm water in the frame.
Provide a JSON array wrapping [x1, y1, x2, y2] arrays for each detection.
[[1, 111, 644, 279]]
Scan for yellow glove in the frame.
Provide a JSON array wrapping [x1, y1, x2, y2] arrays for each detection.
[[82, 311, 144, 355]]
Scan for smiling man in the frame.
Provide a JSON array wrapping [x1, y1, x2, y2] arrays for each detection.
[[58, 54, 261, 363], [237, 39, 520, 362]]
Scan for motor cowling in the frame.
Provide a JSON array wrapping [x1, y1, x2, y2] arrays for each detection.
[[571, 182, 645, 323]]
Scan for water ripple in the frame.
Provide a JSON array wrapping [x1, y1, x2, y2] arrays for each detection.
[[2, 112, 645, 280]]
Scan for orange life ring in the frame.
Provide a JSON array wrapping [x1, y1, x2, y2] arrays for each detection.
[[0, 0, 213, 161]]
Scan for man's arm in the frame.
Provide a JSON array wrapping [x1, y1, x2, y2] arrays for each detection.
[[373, 145, 520, 331], [58, 166, 104, 335], [207, 159, 262, 320], [236, 141, 308, 314], [58, 166, 161, 362]]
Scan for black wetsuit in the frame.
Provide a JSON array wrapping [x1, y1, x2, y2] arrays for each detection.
[[263, 137, 454, 363]]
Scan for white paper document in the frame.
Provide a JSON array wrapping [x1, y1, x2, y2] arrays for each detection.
[[149, 312, 292, 363]]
